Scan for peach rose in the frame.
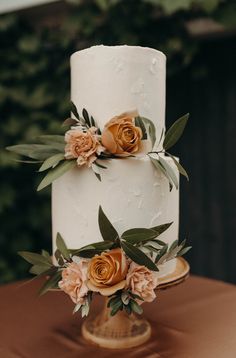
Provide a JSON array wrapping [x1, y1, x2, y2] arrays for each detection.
[[65, 127, 104, 166], [87, 248, 128, 296], [101, 112, 142, 155], [58, 260, 89, 305], [126, 262, 158, 303]]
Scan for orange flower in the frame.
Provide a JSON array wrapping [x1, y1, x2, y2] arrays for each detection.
[[87, 248, 128, 296], [126, 262, 158, 303], [101, 112, 142, 155], [58, 260, 89, 305], [65, 127, 104, 166]]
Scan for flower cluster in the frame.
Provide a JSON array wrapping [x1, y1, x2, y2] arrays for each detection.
[[58, 248, 158, 306], [64, 111, 143, 167]]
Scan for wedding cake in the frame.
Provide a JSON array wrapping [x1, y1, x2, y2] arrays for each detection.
[[52, 45, 179, 277]]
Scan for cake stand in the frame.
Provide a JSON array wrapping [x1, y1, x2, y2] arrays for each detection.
[[82, 257, 190, 349]]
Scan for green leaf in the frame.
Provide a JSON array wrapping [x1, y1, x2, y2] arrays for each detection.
[[56, 233, 70, 261], [163, 113, 189, 150], [39, 270, 62, 296], [98, 206, 119, 242], [29, 265, 51, 275], [156, 128, 164, 148], [38, 153, 65, 172], [150, 222, 173, 236], [158, 156, 179, 189], [90, 116, 96, 127], [62, 117, 78, 127], [37, 160, 76, 191], [108, 295, 122, 308], [169, 239, 179, 252], [82, 108, 90, 127], [135, 116, 147, 140], [177, 246, 192, 257], [166, 153, 189, 181], [18, 251, 52, 267], [121, 241, 158, 271], [70, 101, 80, 120], [130, 299, 143, 315], [37, 135, 65, 145], [91, 163, 101, 181], [149, 156, 173, 191], [73, 303, 82, 314], [121, 228, 159, 244], [6, 144, 61, 160], [54, 249, 64, 266], [138, 116, 156, 148], [110, 300, 123, 316], [155, 244, 168, 264], [94, 161, 107, 169]]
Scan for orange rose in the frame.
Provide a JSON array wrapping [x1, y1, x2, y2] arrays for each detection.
[[65, 127, 104, 166], [101, 112, 142, 155], [87, 248, 128, 296]]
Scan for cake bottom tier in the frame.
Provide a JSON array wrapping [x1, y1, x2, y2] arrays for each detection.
[[52, 156, 179, 276]]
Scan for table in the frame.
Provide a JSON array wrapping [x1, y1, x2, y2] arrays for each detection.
[[0, 276, 236, 357]]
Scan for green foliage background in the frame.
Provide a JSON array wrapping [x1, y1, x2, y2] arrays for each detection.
[[0, 0, 235, 283]]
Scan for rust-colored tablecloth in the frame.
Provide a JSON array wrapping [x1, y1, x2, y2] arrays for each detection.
[[0, 275, 236, 357]]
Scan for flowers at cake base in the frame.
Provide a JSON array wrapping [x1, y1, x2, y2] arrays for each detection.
[[65, 127, 104, 167], [58, 260, 89, 305], [87, 248, 129, 296], [126, 262, 158, 303], [101, 112, 142, 155]]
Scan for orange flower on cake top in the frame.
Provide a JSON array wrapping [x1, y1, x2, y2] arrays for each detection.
[[101, 112, 143, 155], [87, 248, 129, 296], [65, 127, 104, 166]]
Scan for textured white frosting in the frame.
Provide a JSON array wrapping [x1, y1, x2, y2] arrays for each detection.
[[52, 45, 179, 277], [71, 45, 166, 147]]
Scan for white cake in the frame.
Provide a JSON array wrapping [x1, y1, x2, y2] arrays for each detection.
[[52, 45, 179, 277]]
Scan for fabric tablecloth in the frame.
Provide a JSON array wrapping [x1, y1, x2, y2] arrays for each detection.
[[0, 275, 236, 358]]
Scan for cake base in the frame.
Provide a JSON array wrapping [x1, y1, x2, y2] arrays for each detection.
[[82, 258, 189, 349]]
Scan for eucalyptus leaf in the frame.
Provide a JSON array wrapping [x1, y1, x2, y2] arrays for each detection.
[[37, 160, 76, 191], [98, 206, 119, 242], [158, 156, 179, 189], [121, 228, 159, 244], [149, 156, 173, 191], [135, 116, 147, 140], [166, 153, 189, 181], [177, 246, 192, 257], [36, 135, 65, 145], [94, 161, 107, 169], [73, 303, 82, 314], [82, 108, 90, 127], [70, 101, 80, 120], [18, 251, 52, 267], [130, 299, 143, 315], [62, 117, 78, 127], [155, 244, 168, 264], [30, 264, 51, 275], [110, 300, 123, 316], [121, 241, 158, 271], [169, 239, 179, 252], [90, 116, 96, 127], [138, 116, 156, 148], [39, 270, 62, 296], [150, 222, 173, 236], [163, 113, 189, 150], [56, 233, 70, 261], [6, 144, 62, 160], [108, 296, 122, 308], [91, 163, 101, 181], [38, 153, 65, 172]]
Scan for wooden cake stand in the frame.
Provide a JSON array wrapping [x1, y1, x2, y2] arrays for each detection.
[[82, 257, 190, 349]]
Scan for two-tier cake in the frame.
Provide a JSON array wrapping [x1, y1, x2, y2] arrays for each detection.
[[52, 45, 179, 277]]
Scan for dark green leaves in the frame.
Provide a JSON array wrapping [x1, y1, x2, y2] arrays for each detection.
[[163, 113, 189, 150], [136, 116, 156, 148], [121, 241, 158, 271], [166, 153, 189, 181], [150, 222, 173, 236], [70, 100, 80, 120], [37, 159, 76, 191], [98, 206, 119, 242], [121, 228, 158, 244], [18, 251, 52, 267], [108, 291, 143, 317], [38, 270, 62, 296], [56, 233, 70, 261]]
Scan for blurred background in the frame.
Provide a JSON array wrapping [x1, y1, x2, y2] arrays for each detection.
[[0, 0, 236, 284]]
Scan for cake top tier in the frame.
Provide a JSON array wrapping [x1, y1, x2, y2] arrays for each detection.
[[71, 45, 166, 146]]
